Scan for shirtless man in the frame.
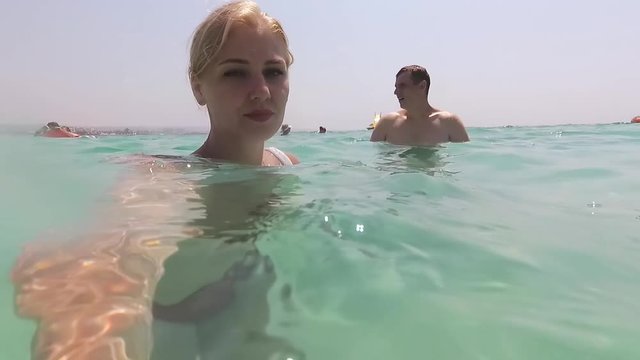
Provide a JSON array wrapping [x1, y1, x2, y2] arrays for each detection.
[[370, 65, 469, 145]]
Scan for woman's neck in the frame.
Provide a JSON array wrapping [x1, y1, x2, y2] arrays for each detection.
[[194, 131, 265, 165]]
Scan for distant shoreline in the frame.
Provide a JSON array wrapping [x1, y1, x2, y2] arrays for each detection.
[[0, 125, 210, 136], [0, 122, 635, 136]]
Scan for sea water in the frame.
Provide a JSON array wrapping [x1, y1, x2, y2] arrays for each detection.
[[1, 124, 639, 359]]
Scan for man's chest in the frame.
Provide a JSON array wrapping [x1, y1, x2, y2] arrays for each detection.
[[388, 120, 449, 145]]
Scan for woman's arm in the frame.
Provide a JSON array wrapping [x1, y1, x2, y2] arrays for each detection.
[[12, 159, 198, 360]]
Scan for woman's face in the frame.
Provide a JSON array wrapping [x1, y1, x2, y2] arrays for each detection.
[[191, 24, 290, 141]]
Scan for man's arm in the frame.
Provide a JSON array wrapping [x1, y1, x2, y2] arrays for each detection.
[[370, 114, 395, 142], [446, 114, 470, 142]]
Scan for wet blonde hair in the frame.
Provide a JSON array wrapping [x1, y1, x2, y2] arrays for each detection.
[[189, 0, 293, 80]]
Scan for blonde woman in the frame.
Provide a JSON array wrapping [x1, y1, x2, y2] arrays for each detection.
[[13, 1, 303, 359]]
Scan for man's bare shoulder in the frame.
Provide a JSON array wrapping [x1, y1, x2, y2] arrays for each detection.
[[434, 111, 470, 142], [379, 110, 404, 125], [370, 111, 403, 142], [431, 111, 464, 126], [430, 110, 457, 121]]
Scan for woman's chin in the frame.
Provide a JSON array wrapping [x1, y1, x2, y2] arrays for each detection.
[[241, 121, 281, 140]]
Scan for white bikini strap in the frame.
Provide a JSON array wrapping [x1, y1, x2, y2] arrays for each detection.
[[265, 147, 293, 165]]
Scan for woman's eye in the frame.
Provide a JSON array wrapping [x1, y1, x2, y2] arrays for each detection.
[[223, 69, 246, 77], [264, 68, 285, 78]]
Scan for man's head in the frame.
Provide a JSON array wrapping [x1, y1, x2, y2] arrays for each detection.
[[394, 65, 430, 107]]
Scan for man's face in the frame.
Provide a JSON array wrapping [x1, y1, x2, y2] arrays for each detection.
[[394, 72, 424, 107]]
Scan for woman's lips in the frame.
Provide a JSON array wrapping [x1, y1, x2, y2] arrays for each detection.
[[244, 110, 274, 122]]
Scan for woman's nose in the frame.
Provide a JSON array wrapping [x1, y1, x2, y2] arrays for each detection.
[[249, 75, 270, 101]]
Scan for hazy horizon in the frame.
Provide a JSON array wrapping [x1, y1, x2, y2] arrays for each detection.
[[1, 0, 638, 131], [2, 121, 633, 136]]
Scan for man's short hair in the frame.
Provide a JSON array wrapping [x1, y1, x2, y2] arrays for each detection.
[[396, 65, 430, 96]]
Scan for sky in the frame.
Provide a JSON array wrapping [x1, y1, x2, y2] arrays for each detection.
[[0, 0, 638, 131]]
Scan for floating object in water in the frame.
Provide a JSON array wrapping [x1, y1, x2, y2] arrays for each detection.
[[631, 116, 640, 124], [367, 113, 381, 130]]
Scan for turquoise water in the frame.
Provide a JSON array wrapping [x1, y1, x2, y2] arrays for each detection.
[[2, 124, 640, 359]]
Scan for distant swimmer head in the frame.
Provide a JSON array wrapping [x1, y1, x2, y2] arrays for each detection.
[[188, 0, 294, 141], [394, 65, 430, 107]]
